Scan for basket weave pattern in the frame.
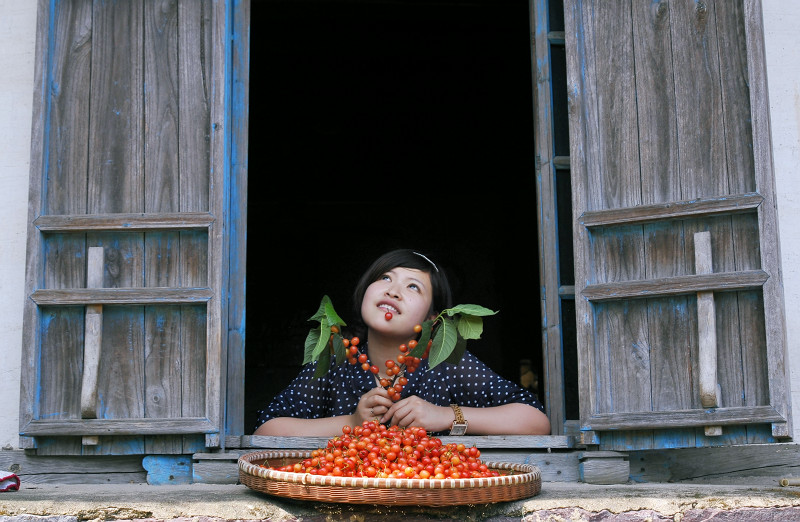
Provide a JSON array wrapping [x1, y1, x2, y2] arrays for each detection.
[[239, 450, 542, 506]]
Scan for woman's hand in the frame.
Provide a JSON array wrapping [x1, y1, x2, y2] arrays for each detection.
[[382, 395, 452, 433], [355, 387, 393, 425]]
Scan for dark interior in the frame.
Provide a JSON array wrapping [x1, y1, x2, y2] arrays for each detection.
[[245, 0, 543, 432]]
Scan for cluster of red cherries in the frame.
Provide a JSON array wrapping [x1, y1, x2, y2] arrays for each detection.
[[264, 421, 500, 479], [337, 320, 432, 402]]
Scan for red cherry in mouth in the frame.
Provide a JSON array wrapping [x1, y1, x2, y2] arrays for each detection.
[[385, 311, 393, 321]]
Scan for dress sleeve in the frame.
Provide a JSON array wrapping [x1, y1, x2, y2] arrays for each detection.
[[253, 357, 375, 431]]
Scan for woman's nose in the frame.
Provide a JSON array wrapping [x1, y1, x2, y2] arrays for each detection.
[[385, 286, 400, 299]]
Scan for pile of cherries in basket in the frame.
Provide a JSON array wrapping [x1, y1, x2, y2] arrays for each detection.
[[263, 421, 501, 480]]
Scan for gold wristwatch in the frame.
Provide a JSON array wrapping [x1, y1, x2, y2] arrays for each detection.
[[449, 404, 468, 436]]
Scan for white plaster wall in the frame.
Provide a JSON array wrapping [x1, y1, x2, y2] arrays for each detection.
[[763, 0, 800, 441], [0, 1, 36, 449], [0, 2, 796, 450]]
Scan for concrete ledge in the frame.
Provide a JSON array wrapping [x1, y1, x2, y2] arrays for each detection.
[[3, 482, 800, 521]]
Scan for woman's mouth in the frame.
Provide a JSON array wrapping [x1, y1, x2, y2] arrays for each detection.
[[378, 303, 399, 314]]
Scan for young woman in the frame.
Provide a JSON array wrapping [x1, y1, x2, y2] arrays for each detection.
[[253, 249, 550, 437]]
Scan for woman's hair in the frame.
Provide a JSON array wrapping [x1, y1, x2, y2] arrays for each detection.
[[350, 249, 453, 336]]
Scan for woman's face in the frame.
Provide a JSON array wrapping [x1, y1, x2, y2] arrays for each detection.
[[360, 267, 434, 337]]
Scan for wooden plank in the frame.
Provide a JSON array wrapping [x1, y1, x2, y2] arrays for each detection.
[[592, 0, 641, 212], [178, 0, 212, 213], [202, 0, 229, 450], [181, 304, 208, 450], [40, 234, 87, 449], [629, 0, 691, 448], [144, 231, 182, 454], [37, 308, 84, 455], [19, 0, 53, 449], [87, 0, 144, 214], [582, 270, 768, 301], [632, 0, 678, 206], [531, 0, 567, 434], [142, 455, 193, 485], [144, 305, 183, 453], [744, 0, 792, 439], [22, 418, 218, 436], [31, 287, 214, 305], [629, 442, 800, 483], [242, 434, 575, 450], [144, 0, 180, 214], [224, 0, 250, 438], [0, 450, 146, 484], [193, 453, 241, 484], [181, 230, 209, 448], [547, 31, 565, 44], [43, 0, 92, 216], [580, 193, 763, 228], [88, 230, 146, 455], [191, 450, 581, 484], [578, 451, 629, 484], [34, 212, 214, 231], [564, 0, 601, 438], [80, 247, 104, 426], [584, 405, 784, 431], [694, 232, 719, 409]]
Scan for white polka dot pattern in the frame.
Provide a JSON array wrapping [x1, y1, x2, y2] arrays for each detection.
[[255, 350, 545, 433]]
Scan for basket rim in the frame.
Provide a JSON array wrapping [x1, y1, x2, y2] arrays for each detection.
[[239, 450, 541, 490]]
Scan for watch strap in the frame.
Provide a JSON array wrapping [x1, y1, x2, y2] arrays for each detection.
[[449, 404, 468, 435]]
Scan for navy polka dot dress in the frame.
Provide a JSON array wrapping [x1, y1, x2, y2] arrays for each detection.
[[254, 348, 545, 435]]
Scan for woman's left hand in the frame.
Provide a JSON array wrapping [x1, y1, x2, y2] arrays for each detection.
[[382, 395, 452, 433]]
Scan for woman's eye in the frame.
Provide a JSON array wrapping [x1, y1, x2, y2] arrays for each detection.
[[408, 283, 420, 292], [380, 274, 391, 282]]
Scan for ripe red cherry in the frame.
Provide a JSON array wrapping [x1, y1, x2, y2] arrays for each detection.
[[385, 311, 393, 321]]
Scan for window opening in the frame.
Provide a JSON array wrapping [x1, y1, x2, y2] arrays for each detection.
[[244, 0, 546, 432]]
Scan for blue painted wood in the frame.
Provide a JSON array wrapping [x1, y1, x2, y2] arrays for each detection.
[[142, 455, 193, 485]]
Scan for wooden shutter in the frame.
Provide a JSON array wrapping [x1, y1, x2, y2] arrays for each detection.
[[565, 0, 790, 450], [20, 0, 229, 454]]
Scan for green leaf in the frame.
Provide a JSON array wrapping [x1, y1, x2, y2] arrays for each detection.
[[303, 328, 321, 365], [324, 298, 347, 326], [308, 295, 331, 322], [427, 317, 459, 370], [332, 333, 347, 366], [444, 304, 497, 317], [309, 295, 347, 327], [445, 334, 467, 365], [313, 346, 331, 379], [408, 319, 434, 358], [456, 314, 484, 340], [311, 318, 331, 359]]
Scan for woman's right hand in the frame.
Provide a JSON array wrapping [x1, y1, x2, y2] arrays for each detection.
[[355, 387, 392, 425]]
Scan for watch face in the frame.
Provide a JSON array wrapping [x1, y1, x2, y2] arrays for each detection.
[[450, 423, 468, 436]]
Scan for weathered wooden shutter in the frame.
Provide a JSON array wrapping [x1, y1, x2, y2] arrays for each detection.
[[565, 0, 790, 450], [20, 0, 230, 454]]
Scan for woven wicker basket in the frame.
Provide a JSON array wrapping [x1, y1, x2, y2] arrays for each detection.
[[239, 450, 541, 506]]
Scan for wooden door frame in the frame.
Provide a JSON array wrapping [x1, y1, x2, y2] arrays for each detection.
[[225, 0, 251, 439]]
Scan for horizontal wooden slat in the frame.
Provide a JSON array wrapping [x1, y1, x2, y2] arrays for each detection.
[[580, 192, 763, 228], [31, 287, 213, 305], [559, 285, 575, 297], [548, 31, 565, 44], [34, 212, 215, 231], [582, 270, 768, 302], [241, 434, 575, 450], [583, 406, 784, 431], [21, 418, 218, 436], [553, 155, 570, 169]]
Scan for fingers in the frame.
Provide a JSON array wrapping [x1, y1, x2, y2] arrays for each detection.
[[358, 388, 392, 422], [385, 397, 423, 427]]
